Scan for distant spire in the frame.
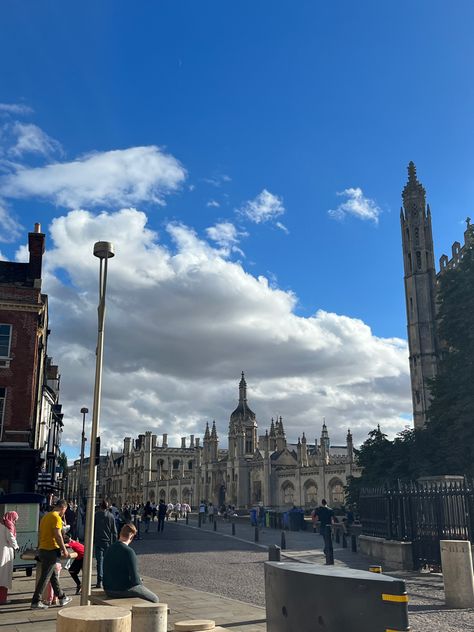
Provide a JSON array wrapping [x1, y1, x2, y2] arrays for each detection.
[[407, 160, 417, 182], [204, 422, 210, 440], [279, 416, 285, 436], [239, 371, 247, 403], [269, 418, 276, 437], [302, 432, 307, 444], [211, 420, 217, 440]]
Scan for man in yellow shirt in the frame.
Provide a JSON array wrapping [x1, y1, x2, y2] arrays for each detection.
[[31, 499, 72, 609]]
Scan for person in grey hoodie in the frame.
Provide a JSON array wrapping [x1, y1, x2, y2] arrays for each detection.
[[93, 500, 117, 588]]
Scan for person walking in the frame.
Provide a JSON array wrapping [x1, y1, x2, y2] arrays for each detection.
[[30, 499, 72, 609], [0, 511, 19, 604], [103, 523, 159, 602], [157, 499, 166, 533], [93, 500, 117, 589], [314, 499, 336, 565], [142, 502, 152, 533]]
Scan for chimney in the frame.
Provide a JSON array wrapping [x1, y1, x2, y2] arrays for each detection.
[[28, 223, 46, 282], [189, 434, 195, 448], [181, 437, 186, 449], [195, 438, 200, 448], [162, 433, 168, 448]]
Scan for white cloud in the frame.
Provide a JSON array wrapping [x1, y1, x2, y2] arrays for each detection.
[[203, 174, 231, 187], [205, 221, 247, 255], [9, 122, 63, 157], [206, 200, 220, 208], [39, 208, 411, 455], [275, 221, 289, 234], [238, 189, 285, 224], [0, 201, 22, 242], [328, 187, 381, 223], [0, 103, 33, 116], [0, 146, 186, 208]]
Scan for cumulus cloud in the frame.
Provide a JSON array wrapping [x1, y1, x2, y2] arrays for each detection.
[[328, 187, 381, 223], [238, 189, 285, 224], [37, 208, 411, 454], [205, 221, 247, 255], [206, 200, 220, 208], [0, 146, 186, 208], [0, 201, 22, 242], [8, 122, 63, 157]]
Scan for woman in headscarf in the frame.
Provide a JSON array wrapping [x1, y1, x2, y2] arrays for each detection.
[[0, 511, 19, 604]]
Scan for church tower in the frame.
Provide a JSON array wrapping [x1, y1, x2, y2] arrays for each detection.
[[400, 162, 439, 428], [228, 372, 258, 456]]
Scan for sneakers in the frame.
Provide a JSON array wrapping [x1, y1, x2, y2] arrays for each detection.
[[59, 595, 72, 607], [31, 601, 49, 610]]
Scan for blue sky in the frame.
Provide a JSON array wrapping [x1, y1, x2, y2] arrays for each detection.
[[1, 2, 472, 458]]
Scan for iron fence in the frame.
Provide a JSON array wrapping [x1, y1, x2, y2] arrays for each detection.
[[359, 479, 474, 568]]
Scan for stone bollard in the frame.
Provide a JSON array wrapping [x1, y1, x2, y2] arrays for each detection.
[[57, 605, 131, 632], [280, 531, 286, 550], [232, 522, 236, 536], [268, 544, 281, 562], [351, 534, 357, 552], [132, 603, 168, 632], [440, 540, 474, 608]]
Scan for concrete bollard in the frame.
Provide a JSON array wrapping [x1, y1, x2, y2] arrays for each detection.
[[268, 544, 281, 562], [351, 534, 357, 552], [57, 605, 131, 632], [281, 531, 286, 550], [254, 526, 259, 542], [440, 540, 474, 608], [132, 603, 167, 632], [174, 619, 215, 631]]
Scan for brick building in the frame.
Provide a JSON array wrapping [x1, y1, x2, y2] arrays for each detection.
[[0, 223, 63, 494]]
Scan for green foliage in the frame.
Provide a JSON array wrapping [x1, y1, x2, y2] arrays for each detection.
[[58, 450, 68, 474]]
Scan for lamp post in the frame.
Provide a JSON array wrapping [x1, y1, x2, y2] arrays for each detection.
[[78, 407, 89, 507], [81, 241, 115, 606]]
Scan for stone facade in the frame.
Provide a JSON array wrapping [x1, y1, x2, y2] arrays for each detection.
[[401, 162, 474, 428], [100, 373, 361, 509]]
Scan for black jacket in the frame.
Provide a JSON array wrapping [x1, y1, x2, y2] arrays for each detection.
[[94, 509, 117, 545]]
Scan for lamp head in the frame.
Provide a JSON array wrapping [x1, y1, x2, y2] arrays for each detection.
[[80, 407, 89, 414], [93, 241, 115, 259]]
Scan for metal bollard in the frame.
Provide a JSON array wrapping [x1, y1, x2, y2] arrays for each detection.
[[351, 534, 357, 552], [232, 522, 236, 536], [213, 520, 217, 531], [281, 531, 286, 550], [342, 532, 347, 548], [186, 513, 189, 525], [198, 513, 202, 528], [255, 526, 259, 542], [335, 527, 340, 544], [268, 544, 281, 562], [175, 513, 178, 522]]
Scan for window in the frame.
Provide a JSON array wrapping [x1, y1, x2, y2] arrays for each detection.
[[245, 429, 253, 453], [0, 325, 12, 359], [0, 387, 5, 440], [416, 251, 422, 269]]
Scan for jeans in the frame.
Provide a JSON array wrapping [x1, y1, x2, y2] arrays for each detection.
[[157, 516, 165, 532], [105, 584, 159, 603], [322, 525, 334, 564], [32, 549, 65, 604], [95, 543, 109, 584]]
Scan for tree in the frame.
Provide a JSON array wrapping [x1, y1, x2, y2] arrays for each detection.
[[426, 241, 474, 477], [58, 451, 68, 474]]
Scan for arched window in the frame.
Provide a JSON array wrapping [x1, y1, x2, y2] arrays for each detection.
[[303, 480, 318, 506], [328, 478, 345, 506], [188, 460, 193, 470], [173, 459, 180, 470], [281, 481, 295, 506]]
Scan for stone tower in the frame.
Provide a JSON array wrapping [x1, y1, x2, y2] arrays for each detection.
[[400, 162, 439, 428]]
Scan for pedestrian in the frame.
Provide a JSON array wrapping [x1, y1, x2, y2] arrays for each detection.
[[208, 502, 214, 524], [314, 499, 336, 565], [199, 501, 206, 524], [166, 502, 173, 520], [142, 502, 152, 533], [0, 511, 19, 604], [63, 534, 85, 595], [93, 500, 117, 589], [103, 523, 159, 602], [64, 502, 76, 539], [157, 499, 166, 533], [30, 499, 72, 610], [175, 502, 182, 518]]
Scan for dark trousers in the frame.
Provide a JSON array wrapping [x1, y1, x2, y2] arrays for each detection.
[[322, 525, 334, 564], [157, 516, 165, 532], [95, 543, 109, 584], [32, 549, 64, 604], [68, 558, 83, 588], [105, 584, 159, 603]]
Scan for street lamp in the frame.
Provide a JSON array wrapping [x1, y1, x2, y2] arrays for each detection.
[[78, 407, 89, 509], [81, 241, 115, 606]]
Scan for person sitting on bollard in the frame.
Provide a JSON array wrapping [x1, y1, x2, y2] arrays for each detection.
[[314, 499, 336, 565], [103, 523, 159, 603]]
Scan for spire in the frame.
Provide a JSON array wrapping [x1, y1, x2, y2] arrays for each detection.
[[301, 432, 307, 444], [239, 371, 247, 403], [407, 160, 417, 183], [279, 416, 285, 436], [211, 420, 218, 440], [204, 422, 210, 440], [269, 418, 276, 437], [402, 161, 426, 218]]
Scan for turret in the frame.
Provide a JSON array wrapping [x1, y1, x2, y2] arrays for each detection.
[[275, 416, 286, 451], [203, 422, 210, 463], [301, 432, 308, 467], [320, 421, 330, 465], [210, 420, 219, 461]]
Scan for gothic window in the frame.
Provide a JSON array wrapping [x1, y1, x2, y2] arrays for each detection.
[[173, 459, 180, 470], [329, 479, 344, 506], [415, 227, 420, 245], [245, 429, 253, 453], [188, 460, 193, 470], [416, 251, 422, 269], [281, 481, 295, 505], [303, 480, 318, 506]]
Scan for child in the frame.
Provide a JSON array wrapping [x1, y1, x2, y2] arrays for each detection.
[[63, 534, 85, 594]]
